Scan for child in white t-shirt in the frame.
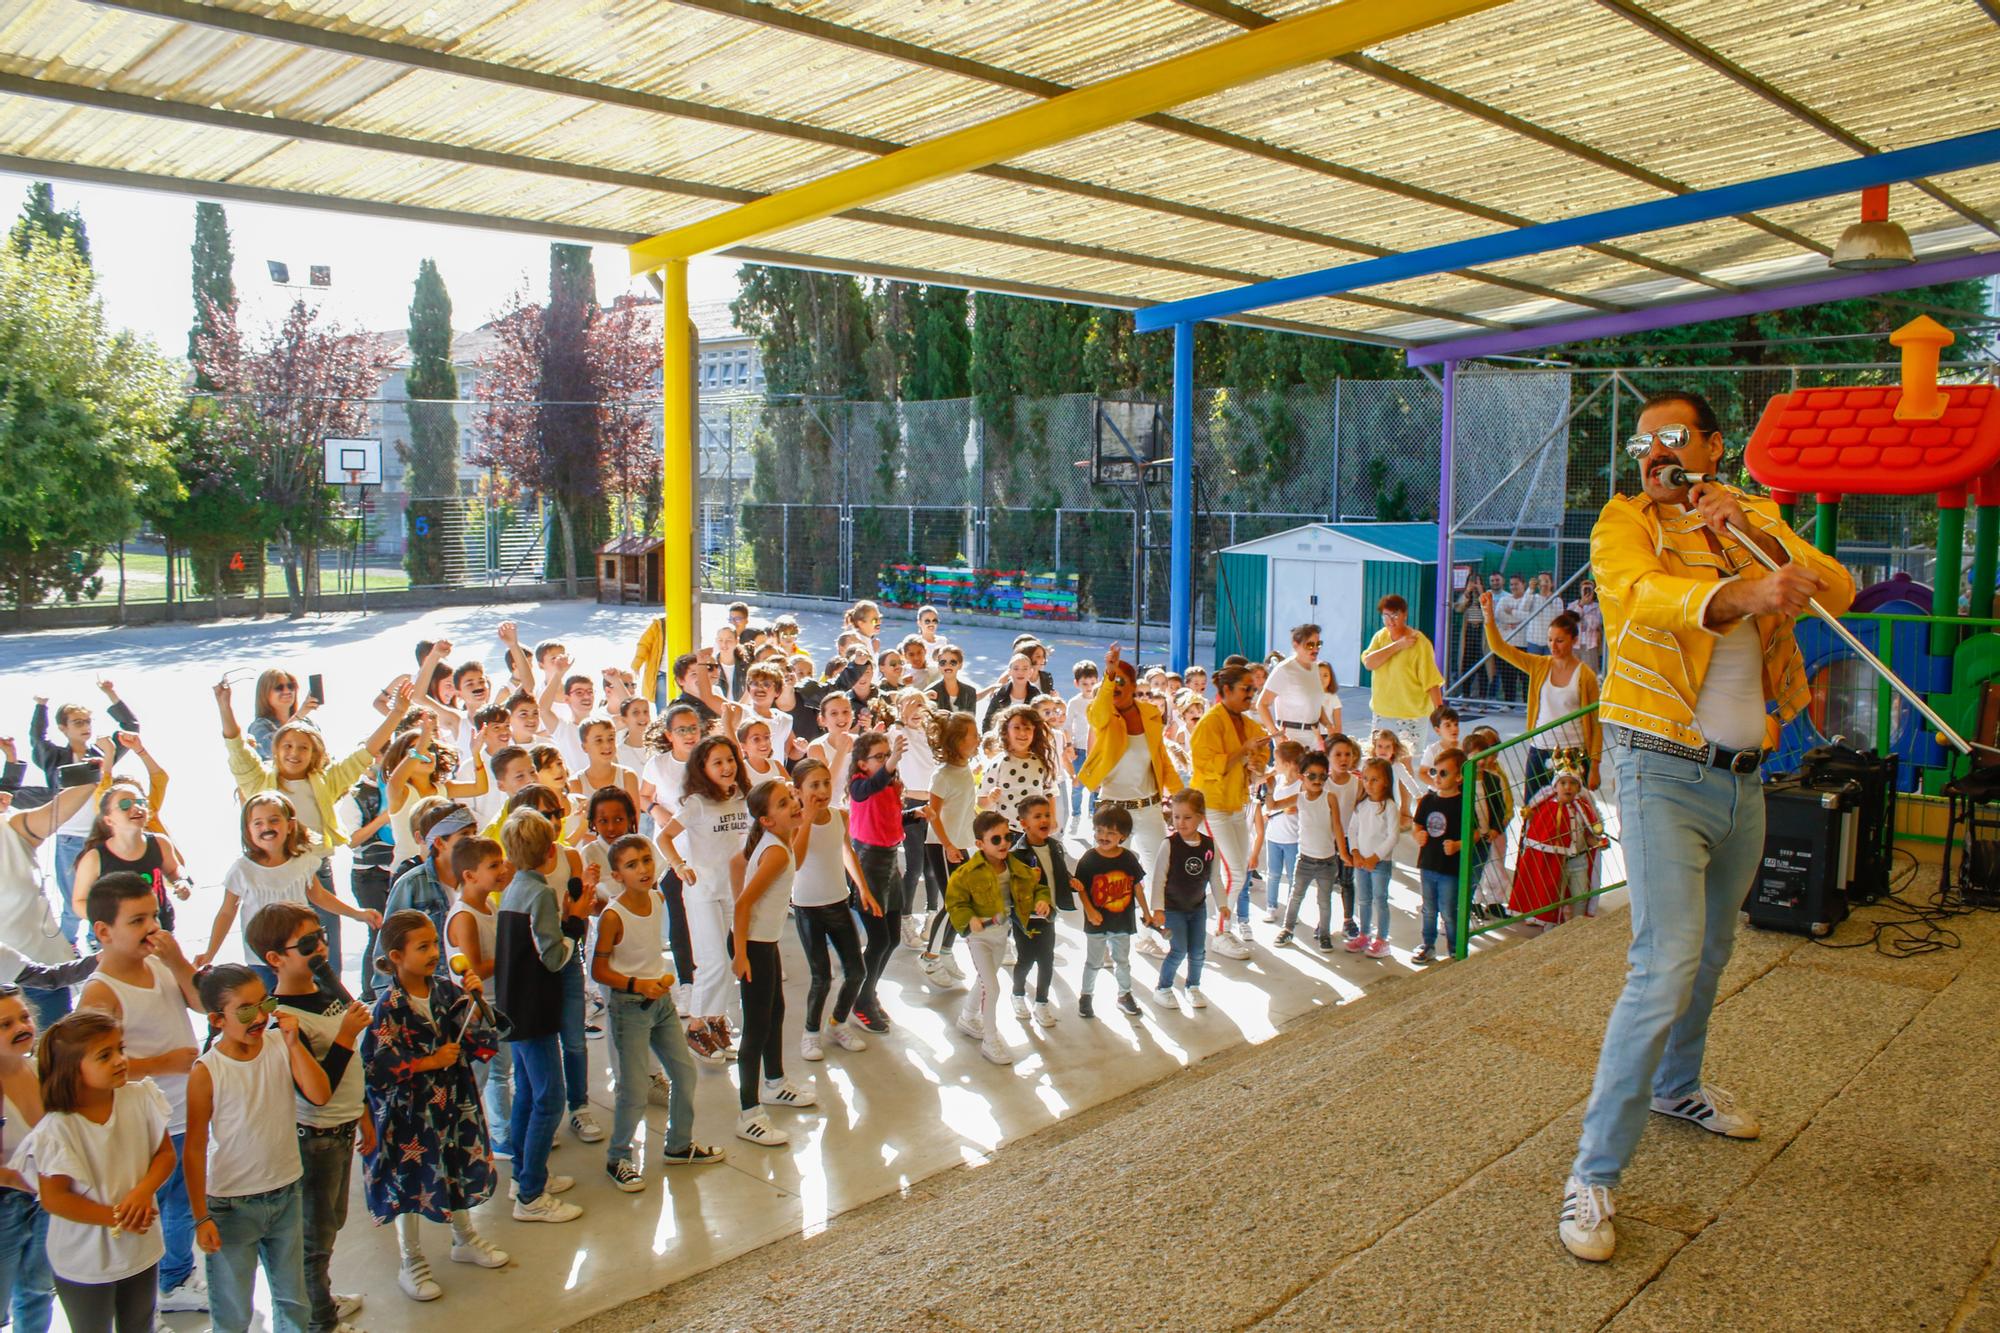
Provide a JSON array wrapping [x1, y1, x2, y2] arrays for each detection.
[[1259, 741, 1306, 923]]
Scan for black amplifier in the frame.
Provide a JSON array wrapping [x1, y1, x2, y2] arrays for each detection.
[[1792, 743, 1896, 903], [1743, 777, 1857, 937]]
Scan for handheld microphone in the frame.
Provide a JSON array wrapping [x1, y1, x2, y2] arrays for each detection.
[[447, 953, 497, 1027], [1656, 465, 1716, 488], [308, 952, 354, 1006]]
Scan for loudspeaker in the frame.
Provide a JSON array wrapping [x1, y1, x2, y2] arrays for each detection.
[[1744, 778, 1857, 937], [1794, 744, 1896, 903]]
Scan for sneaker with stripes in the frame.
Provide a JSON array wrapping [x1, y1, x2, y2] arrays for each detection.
[[1558, 1175, 1616, 1262], [1650, 1084, 1760, 1139]]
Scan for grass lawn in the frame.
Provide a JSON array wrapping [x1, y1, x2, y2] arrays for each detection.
[[64, 551, 413, 605]]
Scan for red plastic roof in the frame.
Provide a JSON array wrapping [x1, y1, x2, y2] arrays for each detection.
[[1745, 383, 2000, 499]]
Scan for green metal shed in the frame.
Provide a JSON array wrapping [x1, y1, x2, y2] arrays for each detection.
[[1213, 522, 1506, 686]]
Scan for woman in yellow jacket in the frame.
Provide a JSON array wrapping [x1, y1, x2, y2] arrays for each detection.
[[1481, 591, 1601, 798], [217, 673, 412, 970]]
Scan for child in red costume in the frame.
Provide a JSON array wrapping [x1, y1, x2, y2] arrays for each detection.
[[1509, 765, 1605, 926]]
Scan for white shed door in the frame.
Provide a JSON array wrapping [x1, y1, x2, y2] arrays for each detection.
[[1269, 558, 1362, 686]]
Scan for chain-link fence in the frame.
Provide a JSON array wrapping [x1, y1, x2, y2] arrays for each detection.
[[1441, 358, 2000, 699]]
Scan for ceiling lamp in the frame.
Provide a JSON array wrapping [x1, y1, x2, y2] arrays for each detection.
[[1831, 185, 1914, 271]]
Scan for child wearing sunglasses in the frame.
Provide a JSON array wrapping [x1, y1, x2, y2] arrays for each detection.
[[183, 964, 330, 1333], [256, 903, 372, 1333], [71, 780, 190, 936]]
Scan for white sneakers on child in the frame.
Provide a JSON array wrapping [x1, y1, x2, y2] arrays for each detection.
[[801, 1031, 824, 1061], [901, 914, 927, 949], [512, 1191, 583, 1224], [737, 1108, 788, 1146], [1650, 1085, 1761, 1139], [829, 1020, 868, 1051], [569, 1109, 605, 1143], [1559, 1175, 1616, 1262], [158, 1271, 209, 1312], [1212, 930, 1251, 960], [955, 1010, 985, 1041], [450, 1233, 510, 1267], [981, 1040, 1015, 1065], [398, 1255, 442, 1302], [759, 1078, 817, 1109], [1032, 1001, 1059, 1027], [1012, 995, 1032, 1021], [920, 953, 959, 987], [1186, 987, 1209, 1009]]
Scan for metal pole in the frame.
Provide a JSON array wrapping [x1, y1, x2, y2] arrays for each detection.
[[1329, 379, 1342, 520], [1434, 360, 1456, 671], [1169, 321, 1195, 672]]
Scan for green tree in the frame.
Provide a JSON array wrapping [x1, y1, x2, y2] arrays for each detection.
[[401, 258, 459, 585], [0, 234, 178, 613], [187, 202, 235, 392], [539, 244, 606, 587], [154, 399, 273, 600], [9, 183, 89, 266]]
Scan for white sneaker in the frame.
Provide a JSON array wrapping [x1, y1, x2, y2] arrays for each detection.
[[569, 1109, 605, 1143], [955, 1010, 985, 1041], [981, 1039, 1015, 1065], [1212, 930, 1251, 959], [1002, 937, 1017, 966], [397, 1254, 442, 1301], [760, 1078, 817, 1109], [901, 914, 926, 949], [1650, 1085, 1761, 1139], [334, 1294, 364, 1320], [1153, 985, 1176, 1006], [801, 1031, 824, 1061], [512, 1191, 583, 1224], [158, 1271, 209, 1312], [920, 953, 958, 987], [943, 953, 967, 982], [506, 1173, 573, 1201], [1559, 1175, 1617, 1262], [449, 1232, 510, 1267], [1012, 995, 1032, 1021], [1262, 907, 1282, 924], [1033, 1001, 1059, 1027], [647, 1071, 672, 1106], [829, 1021, 867, 1052], [1186, 987, 1209, 1009], [1135, 931, 1168, 958], [736, 1108, 789, 1146]]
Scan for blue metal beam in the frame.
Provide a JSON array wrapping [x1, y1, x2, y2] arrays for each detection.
[[1171, 322, 1195, 673], [1134, 126, 2000, 332], [1405, 249, 2000, 366]]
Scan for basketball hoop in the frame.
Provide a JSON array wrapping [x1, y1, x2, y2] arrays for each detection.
[[345, 469, 365, 489]]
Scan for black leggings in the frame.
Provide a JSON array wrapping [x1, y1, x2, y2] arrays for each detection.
[[1010, 919, 1055, 1001], [901, 803, 932, 909], [793, 901, 864, 1031], [733, 938, 785, 1109], [924, 845, 958, 951], [55, 1264, 156, 1333], [658, 874, 697, 986], [858, 907, 900, 1018]]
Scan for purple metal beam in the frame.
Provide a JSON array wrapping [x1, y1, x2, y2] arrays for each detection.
[[1407, 250, 2000, 366]]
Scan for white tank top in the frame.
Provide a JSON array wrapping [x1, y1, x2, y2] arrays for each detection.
[[743, 844, 794, 942], [390, 791, 423, 868], [1537, 664, 1585, 750], [792, 815, 849, 909], [602, 894, 668, 981], [1695, 620, 1767, 750], [444, 899, 496, 973], [93, 958, 195, 1132], [194, 1029, 302, 1197]]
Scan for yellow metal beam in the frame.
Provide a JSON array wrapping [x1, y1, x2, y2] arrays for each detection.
[[628, 0, 1505, 272], [661, 258, 698, 667]]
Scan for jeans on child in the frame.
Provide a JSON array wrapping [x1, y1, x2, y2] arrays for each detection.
[[1264, 840, 1298, 913], [311, 860, 343, 975], [0, 1186, 53, 1333], [1081, 932, 1131, 995], [1353, 862, 1393, 942], [53, 832, 85, 946], [157, 1132, 195, 1293], [1283, 853, 1341, 936], [506, 1034, 563, 1202], [608, 990, 698, 1165], [1571, 739, 1762, 1188], [296, 1124, 353, 1333], [1417, 869, 1457, 952], [1157, 908, 1206, 988], [1068, 751, 1091, 823], [474, 1040, 513, 1156], [204, 1181, 308, 1333], [559, 949, 588, 1112]]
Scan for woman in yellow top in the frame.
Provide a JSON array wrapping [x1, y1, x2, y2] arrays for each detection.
[[1359, 594, 1443, 762], [1481, 590, 1602, 797], [1187, 664, 1269, 959]]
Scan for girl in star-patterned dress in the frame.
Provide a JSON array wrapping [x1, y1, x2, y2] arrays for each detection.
[[359, 910, 507, 1304]]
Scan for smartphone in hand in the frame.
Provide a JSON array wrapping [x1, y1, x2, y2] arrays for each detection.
[[307, 674, 324, 705]]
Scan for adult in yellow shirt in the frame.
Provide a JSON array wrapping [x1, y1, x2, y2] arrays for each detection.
[[1359, 593, 1443, 761], [1188, 664, 1269, 959]]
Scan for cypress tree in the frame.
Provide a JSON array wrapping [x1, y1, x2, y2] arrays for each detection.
[[402, 258, 459, 585], [187, 202, 235, 390], [9, 182, 89, 265]]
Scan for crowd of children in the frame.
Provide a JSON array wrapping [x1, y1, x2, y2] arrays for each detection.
[[0, 597, 1595, 1332]]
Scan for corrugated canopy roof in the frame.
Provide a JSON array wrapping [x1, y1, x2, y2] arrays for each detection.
[[2, 0, 1996, 348]]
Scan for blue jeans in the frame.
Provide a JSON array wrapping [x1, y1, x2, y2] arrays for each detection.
[[0, 1187, 53, 1333], [1068, 751, 1091, 821], [506, 1035, 563, 1202], [1283, 853, 1342, 936], [1353, 862, 1393, 943], [1418, 869, 1457, 952], [157, 1133, 194, 1293], [607, 990, 698, 1165], [311, 861, 343, 976], [559, 951, 588, 1112], [1572, 738, 1763, 1187], [1081, 931, 1131, 995], [53, 834, 84, 946], [474, 1041, 513, 1157], [1157, 908, 1206, 989], [1265, 841, 1299, 912], [204, 1182, 307, 1333], [295, 1124, 352, 1333]]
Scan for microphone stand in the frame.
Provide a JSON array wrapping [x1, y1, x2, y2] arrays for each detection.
[[1665, 467, 1980, 757]]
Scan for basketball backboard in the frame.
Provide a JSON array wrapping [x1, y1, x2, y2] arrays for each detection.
[[323, 437, 382, 486]]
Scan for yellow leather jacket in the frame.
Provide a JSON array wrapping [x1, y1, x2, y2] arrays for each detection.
[[1591, 488, 1855, 751]]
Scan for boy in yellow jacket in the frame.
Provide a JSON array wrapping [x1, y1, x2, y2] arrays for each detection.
[[944, 811, 1050, 1067]]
